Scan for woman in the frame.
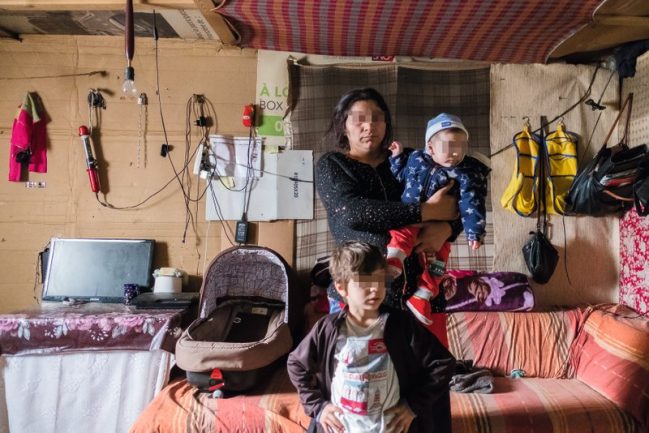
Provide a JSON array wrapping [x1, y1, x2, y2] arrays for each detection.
[[314, 87, 456, 433], [316, 87, 459, 310]]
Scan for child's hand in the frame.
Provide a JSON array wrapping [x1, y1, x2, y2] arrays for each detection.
[[469, 240, 481, 250], [319, 403, 344, 433], [385, 401, 416, 433], [389, 141, 404, 157]]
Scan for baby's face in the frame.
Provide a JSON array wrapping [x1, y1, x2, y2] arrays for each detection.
[[427, 129, 468, 167]]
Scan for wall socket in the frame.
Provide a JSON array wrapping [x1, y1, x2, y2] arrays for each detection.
[[25, 181, 46, 188]]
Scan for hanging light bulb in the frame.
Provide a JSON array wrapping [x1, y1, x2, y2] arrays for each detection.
[[122, 63, 137, 96], [122, 0, 137, 96]]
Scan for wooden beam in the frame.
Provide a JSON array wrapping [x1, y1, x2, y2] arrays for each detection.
[[594, 15, 649, 27], [0, 0, 196, 10], [192, 0, 238, 45]]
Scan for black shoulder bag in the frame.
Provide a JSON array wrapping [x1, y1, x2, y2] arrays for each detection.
[[522, 121, 559, 284], [567, 93, 649, 216]]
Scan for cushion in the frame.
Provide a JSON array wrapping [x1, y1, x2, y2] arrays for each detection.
[[572, 304, 649, 431]]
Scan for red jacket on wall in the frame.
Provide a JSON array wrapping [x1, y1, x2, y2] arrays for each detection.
[[8, 92, 47, 182]]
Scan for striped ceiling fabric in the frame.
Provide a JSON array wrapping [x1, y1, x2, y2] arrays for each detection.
[[215, 0, 605, 63]]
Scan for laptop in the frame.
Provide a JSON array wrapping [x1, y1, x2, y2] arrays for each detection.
[[42, 238, 155, 303]]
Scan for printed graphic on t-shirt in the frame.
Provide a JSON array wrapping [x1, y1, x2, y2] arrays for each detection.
[[331, 315, 399, 433], [337, 337, 389, 415]]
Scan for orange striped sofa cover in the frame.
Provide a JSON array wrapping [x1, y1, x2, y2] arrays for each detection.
[[447, 306, 646, 433], [130, 305, 648, 433]]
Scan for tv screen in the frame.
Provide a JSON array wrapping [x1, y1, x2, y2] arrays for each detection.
[[43, 238, 155, 302]]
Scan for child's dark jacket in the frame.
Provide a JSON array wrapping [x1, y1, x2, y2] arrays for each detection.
[[287, 306, 456, 433]]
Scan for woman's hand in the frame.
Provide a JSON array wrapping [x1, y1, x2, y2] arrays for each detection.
[[319, 403, 345, 433], [414, 221, 452, 254], [420, 181, 458, 221], [385, 401, 416, 433]]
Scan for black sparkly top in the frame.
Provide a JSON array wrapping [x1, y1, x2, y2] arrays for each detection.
[[315, 151, 422, 252]]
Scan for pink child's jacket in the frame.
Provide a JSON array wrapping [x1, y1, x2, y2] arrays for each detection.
[[8, 92, 47, 181]]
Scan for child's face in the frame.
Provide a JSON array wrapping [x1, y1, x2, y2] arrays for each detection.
[[335, 268, 386, 313], [427, 129, 468, 167]]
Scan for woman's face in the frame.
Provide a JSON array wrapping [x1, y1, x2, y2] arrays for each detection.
[[344, 100, 386, 158]]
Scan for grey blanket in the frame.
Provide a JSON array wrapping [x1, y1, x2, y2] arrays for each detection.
[[450, 368, 494, 394]]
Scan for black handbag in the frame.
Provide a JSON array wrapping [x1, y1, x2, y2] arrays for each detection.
[[522, 229, 559, 284], [567, 93, 649, 216], [522, 122, 559, 284], [633, 175, 649, 216]]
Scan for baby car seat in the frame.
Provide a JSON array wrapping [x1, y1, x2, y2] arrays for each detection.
[[175, 246, 301, 394]]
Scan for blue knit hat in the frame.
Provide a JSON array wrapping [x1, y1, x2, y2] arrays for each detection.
[[425, 113, 469, 144]]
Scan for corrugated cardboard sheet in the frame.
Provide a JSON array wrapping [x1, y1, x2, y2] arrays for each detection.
[[0, 35, 294, 313], [491, 64, 620, 307]]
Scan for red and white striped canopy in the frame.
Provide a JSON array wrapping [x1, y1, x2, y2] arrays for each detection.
[[215, 0, 604, 63]]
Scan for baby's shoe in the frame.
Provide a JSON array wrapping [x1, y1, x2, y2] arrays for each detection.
[[406, 289, 434, 326]]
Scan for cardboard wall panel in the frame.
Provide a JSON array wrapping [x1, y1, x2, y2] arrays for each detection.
[[0, 35, 294, 313], [490, 64, 619, 307]]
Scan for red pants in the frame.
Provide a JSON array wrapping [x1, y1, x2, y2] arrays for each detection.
[[387, 225, 451, 297], [388, 225, 451, 347]]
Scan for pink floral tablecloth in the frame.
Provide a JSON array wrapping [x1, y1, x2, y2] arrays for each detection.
[[0, 303, 184, 355]]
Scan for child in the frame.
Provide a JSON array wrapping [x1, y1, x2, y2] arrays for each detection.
[[387, 113, 490, 331], [287, 241, 455, 433]]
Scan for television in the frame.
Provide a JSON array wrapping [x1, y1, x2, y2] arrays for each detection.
[[42, 238, 155, 303]]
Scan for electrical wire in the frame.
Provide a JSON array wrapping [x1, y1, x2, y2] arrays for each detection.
[[0, 70, 107, 80], [93, 18, 211, 246], [201, 220, 211, 275], [561, 66, 617, 288], [240, 128, 259, 222], [207, 174, 236, 246], [579, 68, 617, 163], [88, 11, 310, 246]]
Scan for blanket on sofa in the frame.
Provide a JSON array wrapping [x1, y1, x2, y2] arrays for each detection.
[[131, 370, 312, 433], [130, 372, 636, 433]]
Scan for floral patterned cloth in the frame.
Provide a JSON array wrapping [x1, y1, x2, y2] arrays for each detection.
[[0, 303, 184, 356], [442, 270, 534, 312], [620, 208, 649, 314]]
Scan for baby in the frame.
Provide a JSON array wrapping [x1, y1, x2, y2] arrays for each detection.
[[387, 113, 490, 331]]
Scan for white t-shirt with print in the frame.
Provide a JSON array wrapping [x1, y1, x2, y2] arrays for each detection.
[[330, 313, 400, 433]]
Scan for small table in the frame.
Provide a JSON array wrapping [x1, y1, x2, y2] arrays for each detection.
[[0, 302, 187, 433]]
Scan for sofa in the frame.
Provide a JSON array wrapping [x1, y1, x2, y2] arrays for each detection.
[[129, 303, 649, 433]]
